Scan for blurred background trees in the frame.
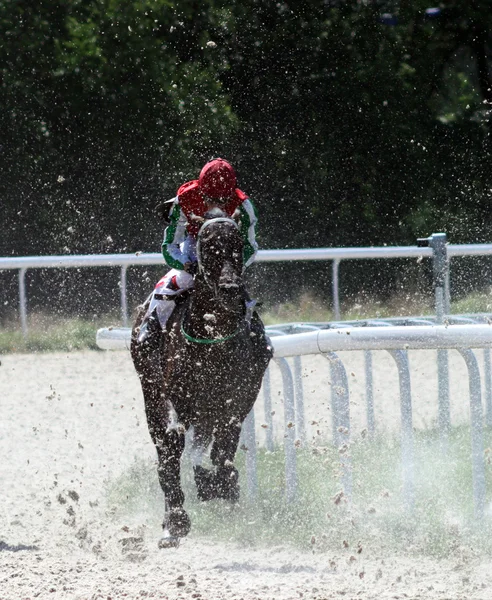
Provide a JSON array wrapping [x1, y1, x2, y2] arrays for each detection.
[[1, 0, 491, 314]]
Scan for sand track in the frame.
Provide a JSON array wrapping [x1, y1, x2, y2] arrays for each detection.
[[1, 350, 491, 599]]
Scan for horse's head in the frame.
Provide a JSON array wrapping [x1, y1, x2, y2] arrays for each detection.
[[196, 208, 244, 309]]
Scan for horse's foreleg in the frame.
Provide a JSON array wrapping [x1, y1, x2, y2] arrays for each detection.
[[141, 389, 190, 538], [191, 427, 217, 501], [209, 420, 243, 502], [146, 401, 190, 539], [156, 426, 190, 539], [131, 326, 190, 540], [211, 420, 241, 467]]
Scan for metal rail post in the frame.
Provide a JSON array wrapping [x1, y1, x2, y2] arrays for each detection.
[[418, 233, 451, 438], [324, 351, 352, 501], [262, 368, 275, 452], [243, 409, 258, 500], [388, 349, 415, 512], [19, 268, 28, 336], [484, 349, 492, 428], [293, 356, 307, 446], [430, 234, 451, 438], [458, 349, 486, 520], [364, 351, 376, 436], [332, 259, 341, 320], [120, 265, 128, 326], [429, 232, 450, 318], [274, 358, 297, 502]]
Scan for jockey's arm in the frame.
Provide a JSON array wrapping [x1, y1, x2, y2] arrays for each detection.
[[162, 199, 188, 270], [239, 198, 259, 268]]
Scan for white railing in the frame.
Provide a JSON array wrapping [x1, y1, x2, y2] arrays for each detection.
[[2, 235, 492, 334], [271, 324, 492, 517], [96, 321, 492, 519]]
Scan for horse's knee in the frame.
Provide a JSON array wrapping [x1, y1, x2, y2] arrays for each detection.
[[156, 428, 186, 462]]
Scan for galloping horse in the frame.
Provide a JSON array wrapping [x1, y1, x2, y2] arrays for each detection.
[[131, 208, 271, 547]]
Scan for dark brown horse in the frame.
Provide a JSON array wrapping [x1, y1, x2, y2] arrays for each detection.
[[131, 209, 272, 547]]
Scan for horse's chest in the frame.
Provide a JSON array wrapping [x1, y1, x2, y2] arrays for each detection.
[[166, 343, 249, 398]]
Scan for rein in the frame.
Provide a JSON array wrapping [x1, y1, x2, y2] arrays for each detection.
[[180, 312, 241, 345]]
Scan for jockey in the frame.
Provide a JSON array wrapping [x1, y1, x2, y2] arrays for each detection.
[[137, 158, 259, 345]]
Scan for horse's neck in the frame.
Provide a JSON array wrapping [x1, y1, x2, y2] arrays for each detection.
[[186, 285, 242, 339]]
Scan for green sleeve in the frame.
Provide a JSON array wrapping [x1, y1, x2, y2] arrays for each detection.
[[239, 199, 259, 267], [162, 202, 187, 270]]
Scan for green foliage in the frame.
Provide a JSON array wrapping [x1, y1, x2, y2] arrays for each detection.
[[0, 315, 102, 353], [451, 289, 492, 314], [1, 0, 492, 310]]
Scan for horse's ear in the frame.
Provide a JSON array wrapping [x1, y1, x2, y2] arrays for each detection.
[[232, 209, 241, 224], [204, 207, 227, 220], [190, 212, 205, 224]]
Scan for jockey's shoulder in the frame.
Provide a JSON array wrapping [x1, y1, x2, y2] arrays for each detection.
[[235, 188, 249, 201], [177, 179, 250, 210], [177, 179, 200, 198]]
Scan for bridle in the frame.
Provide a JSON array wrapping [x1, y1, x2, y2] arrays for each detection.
[[195, 216, 240, 287], [180, 316, 241, 345], [181, 216, 244, 345]]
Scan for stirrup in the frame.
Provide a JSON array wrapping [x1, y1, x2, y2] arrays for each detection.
[[137, 313, 162, 347], [245, 299, 257, 325]]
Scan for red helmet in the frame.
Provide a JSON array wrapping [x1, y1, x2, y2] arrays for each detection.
[[198, 158, 237, 199]]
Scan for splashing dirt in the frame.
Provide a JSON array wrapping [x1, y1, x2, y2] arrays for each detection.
[[1, 350, 491, 599]]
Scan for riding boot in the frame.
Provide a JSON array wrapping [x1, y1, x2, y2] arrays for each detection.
[[138, 296, 177, 349], [137, 308, 162, 350]]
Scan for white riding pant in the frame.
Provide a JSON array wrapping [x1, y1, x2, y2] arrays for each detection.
[[146, 269, 195, 328]]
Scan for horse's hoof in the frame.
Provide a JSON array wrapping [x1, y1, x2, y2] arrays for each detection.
[[158, 534, 180, 549], [194, 465, 240, 502], [194, 465, 217, 501], [165, 508, 191, 538], [216, 465, 240, 502], [223, 482, 240, 503]]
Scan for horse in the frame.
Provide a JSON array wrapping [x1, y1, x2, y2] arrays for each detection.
[[130, 208, 272, 547]]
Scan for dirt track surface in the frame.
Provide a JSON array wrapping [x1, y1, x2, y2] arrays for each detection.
[[1, 350, 492, 600]]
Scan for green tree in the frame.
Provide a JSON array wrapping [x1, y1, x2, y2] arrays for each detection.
[[1, 0, 491, 311], [0, 0, 236, 256]]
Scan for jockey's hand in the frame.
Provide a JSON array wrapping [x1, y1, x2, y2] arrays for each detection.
[[154, 201, 170, 224], [183, 262, 198, 275]]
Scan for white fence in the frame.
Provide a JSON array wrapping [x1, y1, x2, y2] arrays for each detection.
[[2, 233, 492, 334], [96, 320, 492, 519]]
